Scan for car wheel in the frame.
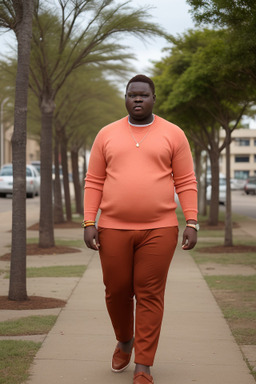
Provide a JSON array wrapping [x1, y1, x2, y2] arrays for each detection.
[[26, 190, 35, 198]]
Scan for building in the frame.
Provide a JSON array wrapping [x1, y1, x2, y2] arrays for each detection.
[[219, 128, 256, 179], [2, 125, 40, 166]]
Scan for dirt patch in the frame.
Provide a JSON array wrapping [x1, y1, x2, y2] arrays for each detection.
[[0, 243, 81, 261], [199, 263, 256, 276], [28, 221, 81, 230], [212, 290, 256, 311], [0, 296, 66, 310], [198, 245, 256, 253]]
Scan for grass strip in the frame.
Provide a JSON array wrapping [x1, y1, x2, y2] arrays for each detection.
[[205, 275, 256, 292], [233, 328, 256, 344], [4, 265, 87, 279], [0, 340, 41, 384], [26, 238, 85, 248], [223, 307, 256, 321], [0, 316, 57, 336], [192, 251, 256, 265]]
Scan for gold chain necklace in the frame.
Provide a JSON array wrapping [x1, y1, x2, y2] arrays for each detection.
[[128, 116, 155, 148]]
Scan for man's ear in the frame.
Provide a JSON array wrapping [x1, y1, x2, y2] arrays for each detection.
[[153, 94, 156, 103]]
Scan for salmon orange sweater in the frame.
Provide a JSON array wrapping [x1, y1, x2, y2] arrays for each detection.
[[84, 115, 197, 229]]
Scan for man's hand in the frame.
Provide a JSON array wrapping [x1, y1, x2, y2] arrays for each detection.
[[182, 226, 197, 250], [84, 226, 100, 250]]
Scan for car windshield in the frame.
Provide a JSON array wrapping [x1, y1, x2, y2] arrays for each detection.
[[0, 167, 13, 176], [0, 166, 36, 177], [26, 168, 32, 177]]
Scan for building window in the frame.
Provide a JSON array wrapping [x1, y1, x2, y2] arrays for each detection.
[[235, 155, 250, 163], [254, 139, 256, 146], [234, 170, 249, 179], [254, 155, 256, 162], [234, 138, 250, 146]]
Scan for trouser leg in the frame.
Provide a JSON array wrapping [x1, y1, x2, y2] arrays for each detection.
[[98, 226, 178, 365], [98, 228, 135, 342], [133, 227, 178, 366]]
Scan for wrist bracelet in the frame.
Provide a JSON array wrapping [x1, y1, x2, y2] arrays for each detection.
[[81, 220, 96, 228]]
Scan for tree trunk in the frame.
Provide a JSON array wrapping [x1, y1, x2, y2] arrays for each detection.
[[9, 0, 34, 301], [60, 135, 72, 221], [208, 150, 220, 225], [224, 130, 233, 246], [39, 97, 55, 247], [71, 148, 82, 215], [54, 139, 65, 223]]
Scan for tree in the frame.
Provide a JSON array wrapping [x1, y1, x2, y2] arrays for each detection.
[[0, 0, 34, 300], [187, 0, 256, 85], [153, 29, 253, 241], [29, 0, 166, 248]]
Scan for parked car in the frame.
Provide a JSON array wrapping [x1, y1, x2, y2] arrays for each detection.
[[206, 177, 226, 204], [244, 176, 256, 195], [230, 178, 246, 190], [0, 164, 40, 198], [30, 160, 41, 174]]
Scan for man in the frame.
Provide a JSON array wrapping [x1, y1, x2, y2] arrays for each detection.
[[83, 74, 198, 384]]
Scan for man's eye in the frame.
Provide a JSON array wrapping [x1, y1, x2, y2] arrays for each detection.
[[129, 94, 149, 98]]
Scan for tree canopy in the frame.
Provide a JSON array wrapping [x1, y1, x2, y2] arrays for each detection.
[[153, 27, 254, 229], [187, 0, 256, 83]]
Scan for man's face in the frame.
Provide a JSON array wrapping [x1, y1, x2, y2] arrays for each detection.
[[125, 82, 156, 124]]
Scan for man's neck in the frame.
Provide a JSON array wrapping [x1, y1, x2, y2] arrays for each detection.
[[128, 114, 154, 126]]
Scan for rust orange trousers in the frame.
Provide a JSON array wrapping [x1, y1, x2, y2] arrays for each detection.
[[98, 226, 178, 366]]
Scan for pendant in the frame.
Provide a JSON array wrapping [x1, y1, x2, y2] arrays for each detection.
[[136, 143, 139, 147]]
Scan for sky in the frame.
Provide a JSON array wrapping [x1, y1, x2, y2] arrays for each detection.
[[125, 0, 195, 75], [0, 0, 195, 73]]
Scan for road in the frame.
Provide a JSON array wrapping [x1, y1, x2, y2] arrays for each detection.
[[0, 190, 256, 219], [0, 195, 40, 214], [220, 190, 256, 220]]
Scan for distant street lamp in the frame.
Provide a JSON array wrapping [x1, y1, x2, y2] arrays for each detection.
[[0, 97, 9, 168]]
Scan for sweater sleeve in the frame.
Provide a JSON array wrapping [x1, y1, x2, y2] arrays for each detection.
[[172, 130, 198, 221], [84, 131, 106, 221]]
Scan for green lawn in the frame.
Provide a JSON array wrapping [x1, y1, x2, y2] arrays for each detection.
[[0, 340, 41, 384], [0, 316, 57, 336], [4, 265, 87, 279]]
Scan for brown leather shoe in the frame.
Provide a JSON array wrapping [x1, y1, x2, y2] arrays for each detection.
[[111, 339, 134, 373], [133, 372, 154, 384]]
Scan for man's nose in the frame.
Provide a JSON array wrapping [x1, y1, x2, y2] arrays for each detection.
[[134, 95, 143, 101]]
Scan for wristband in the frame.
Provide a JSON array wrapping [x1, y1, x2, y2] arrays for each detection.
[[81, 220, 96, 228]]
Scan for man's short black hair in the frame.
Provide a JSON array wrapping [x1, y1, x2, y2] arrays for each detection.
[[126, 74, 155, 95]]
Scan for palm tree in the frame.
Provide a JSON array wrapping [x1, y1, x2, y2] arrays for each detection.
[[0, 0, 34, 300]]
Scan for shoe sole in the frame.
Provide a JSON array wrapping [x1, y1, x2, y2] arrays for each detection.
[[111, 360, 131, 373]]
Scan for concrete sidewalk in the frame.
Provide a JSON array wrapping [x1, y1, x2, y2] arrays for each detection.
[[26, 245, 255, 384]]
